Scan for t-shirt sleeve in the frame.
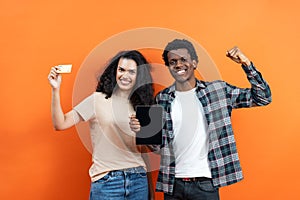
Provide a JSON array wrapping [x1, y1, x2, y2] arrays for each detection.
[[73, 93, 95, 121]]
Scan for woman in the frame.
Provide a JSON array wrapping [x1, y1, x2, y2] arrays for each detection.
[[48, 50, 154, 200]]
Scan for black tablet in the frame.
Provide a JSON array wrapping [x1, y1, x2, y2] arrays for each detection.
[[135, 105, 163, 145]]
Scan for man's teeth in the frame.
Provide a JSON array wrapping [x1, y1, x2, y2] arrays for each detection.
[[177, 69, 185, 75]]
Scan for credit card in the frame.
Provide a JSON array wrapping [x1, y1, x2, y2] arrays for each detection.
[[57, 64, 72, 73]]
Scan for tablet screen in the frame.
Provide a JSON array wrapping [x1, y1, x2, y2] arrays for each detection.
[[135, 105, 163, 145]]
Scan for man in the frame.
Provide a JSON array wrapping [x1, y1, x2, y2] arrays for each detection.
[[130, 39, 272, 199]]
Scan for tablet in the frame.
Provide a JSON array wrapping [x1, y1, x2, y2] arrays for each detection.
[[135, 105, 163, 145]]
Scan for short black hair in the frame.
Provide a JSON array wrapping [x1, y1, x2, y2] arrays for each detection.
[[162, 39, 198, 66]]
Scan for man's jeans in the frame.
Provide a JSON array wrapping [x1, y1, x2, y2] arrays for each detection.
[[90, 166, 148, 200], [164, 178, 220, 200]]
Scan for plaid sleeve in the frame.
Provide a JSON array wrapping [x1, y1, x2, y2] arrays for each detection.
[[227, 63, 272, 108]]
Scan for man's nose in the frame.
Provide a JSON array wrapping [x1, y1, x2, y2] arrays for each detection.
[[175, 60, 183, 68], [175, 60, 184, 68]]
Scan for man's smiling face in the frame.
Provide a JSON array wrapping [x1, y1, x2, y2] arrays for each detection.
[[167, 48, 197, 85]]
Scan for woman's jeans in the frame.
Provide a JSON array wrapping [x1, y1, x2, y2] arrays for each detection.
[[164, 178, 220, 200], [90, 166, 148, 200]]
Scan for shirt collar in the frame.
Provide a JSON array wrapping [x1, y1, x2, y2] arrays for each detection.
[[167, 79, 206, 95], [196, 79, 206, 89]]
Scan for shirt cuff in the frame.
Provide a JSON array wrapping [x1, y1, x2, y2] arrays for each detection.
[[241, 62, 258, 75]]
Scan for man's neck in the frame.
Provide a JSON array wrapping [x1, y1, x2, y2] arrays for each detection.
[[175, 79, 196, 91]]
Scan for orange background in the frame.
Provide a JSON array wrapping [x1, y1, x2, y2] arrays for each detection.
[[1, 0, 299, 200]]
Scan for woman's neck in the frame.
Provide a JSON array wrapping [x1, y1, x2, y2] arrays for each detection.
[[113, 88, 131, 99]]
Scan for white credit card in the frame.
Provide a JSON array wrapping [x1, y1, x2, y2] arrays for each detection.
[[57, 64, 72, 73]]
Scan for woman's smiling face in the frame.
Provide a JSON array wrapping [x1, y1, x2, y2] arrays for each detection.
[[116, 58, 137, 92]]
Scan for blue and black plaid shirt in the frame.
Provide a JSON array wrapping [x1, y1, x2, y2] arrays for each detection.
[[151, 63, 272, 194]]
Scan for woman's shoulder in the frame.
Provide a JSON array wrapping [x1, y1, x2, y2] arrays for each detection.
[[93, 92, 111, 102], [80, 92, 106, 100], [93, 91, 106, 97]]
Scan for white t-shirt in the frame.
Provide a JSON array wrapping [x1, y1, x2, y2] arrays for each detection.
[[171, 88, 211, 178], [73, 92, 146, 182]]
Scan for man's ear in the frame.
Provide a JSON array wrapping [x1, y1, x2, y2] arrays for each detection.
[[192, 60, 198, 69]]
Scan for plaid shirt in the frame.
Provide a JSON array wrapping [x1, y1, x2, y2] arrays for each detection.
[[151, 63, 272, 194]]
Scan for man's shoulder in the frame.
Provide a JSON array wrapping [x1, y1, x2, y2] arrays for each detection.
[[198, 79, 227, 88], [155, 86, 173, 102], [157, 86, 172, 94]]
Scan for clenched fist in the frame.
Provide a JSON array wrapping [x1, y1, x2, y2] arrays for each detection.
[[226, 46, 251, 67]]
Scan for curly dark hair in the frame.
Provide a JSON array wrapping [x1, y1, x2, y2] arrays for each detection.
[[96, 50, 154, 110], [162, 39, 198, 66]]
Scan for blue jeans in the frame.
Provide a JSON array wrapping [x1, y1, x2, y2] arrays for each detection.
[[90, 166, 148, 200], [164, 178, 220, 200]]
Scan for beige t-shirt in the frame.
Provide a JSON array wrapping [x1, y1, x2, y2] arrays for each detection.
[[74, 92, 146, 182]]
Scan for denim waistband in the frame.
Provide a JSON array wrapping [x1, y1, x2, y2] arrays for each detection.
[[122, 166, 146, 173], [109, 166, 146, 176]]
